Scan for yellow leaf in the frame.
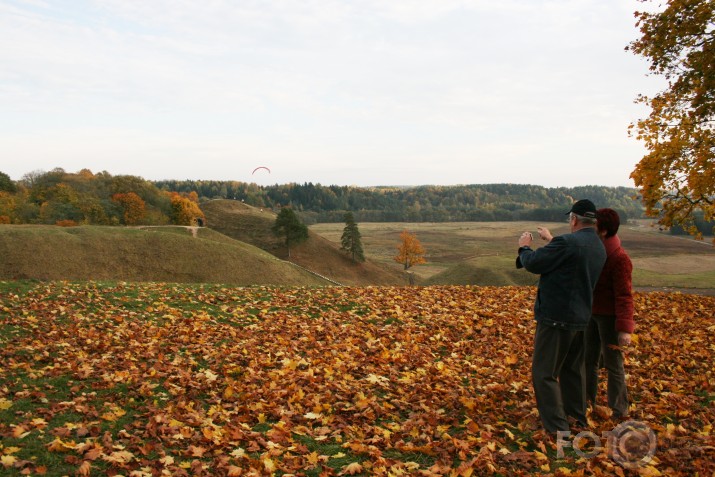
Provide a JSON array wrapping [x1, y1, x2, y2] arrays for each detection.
[[639, 466, 662, 477], [0, 399, 12, 410], [47, 438, 76, 452], [1, 455, 17, 468], [505, 354, 518, 365], [533, 450, 548, 461], [263, 457, 276, 472]]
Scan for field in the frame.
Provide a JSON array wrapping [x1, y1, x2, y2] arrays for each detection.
[[310, 221, 715, 290], [1, 281, 714, 476]]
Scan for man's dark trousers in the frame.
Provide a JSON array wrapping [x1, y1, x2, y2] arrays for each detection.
[[532, 322, 587, 433]]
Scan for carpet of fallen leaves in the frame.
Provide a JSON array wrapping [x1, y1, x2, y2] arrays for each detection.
[[1, 282, 714, 477]]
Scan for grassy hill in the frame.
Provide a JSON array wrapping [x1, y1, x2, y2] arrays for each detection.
[[201, 199, 405, 286], [0, 224, 328, 286], [424, 256, 539, 286], [0, 200, 405, 286]]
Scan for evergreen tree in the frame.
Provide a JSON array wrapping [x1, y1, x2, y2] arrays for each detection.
[[340, 212, 365, 262], [272, 207, 308, 258]]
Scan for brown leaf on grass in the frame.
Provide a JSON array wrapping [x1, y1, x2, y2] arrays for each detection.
[[102, 450, 134, 464], [339, 462, 363, 475], [11, 425, 30, 439], [77, 461, 92, 476], [187, 445, 207, 458]]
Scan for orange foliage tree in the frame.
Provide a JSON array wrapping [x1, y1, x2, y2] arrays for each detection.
[[169, 192, 205, 226], [112, 192, 146, 225], [628, 0, 715, 236], [394, 230, 426, 270]]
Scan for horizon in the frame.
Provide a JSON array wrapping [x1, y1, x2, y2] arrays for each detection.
[[6, 165, 640, 192]]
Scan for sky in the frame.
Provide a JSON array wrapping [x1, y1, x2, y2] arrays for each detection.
[[0, 0, 663, 188]]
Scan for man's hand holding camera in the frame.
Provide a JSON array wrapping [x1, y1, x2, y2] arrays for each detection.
[[519, 231, 533, 248]]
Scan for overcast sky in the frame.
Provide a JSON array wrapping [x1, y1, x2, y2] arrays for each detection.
[[0, 0, 662, 187]]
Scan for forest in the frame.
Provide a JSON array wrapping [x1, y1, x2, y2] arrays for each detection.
[[3, 168, 715, 236], [155, 179, 645, 224]]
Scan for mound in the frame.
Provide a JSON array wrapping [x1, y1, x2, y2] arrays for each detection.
[[200, 199, 283, 254], [425, 256, 539, 286], [0, 224, 327, 286], [201, 199, 405, 286]]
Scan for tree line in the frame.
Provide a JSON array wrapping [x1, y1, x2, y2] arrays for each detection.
[[5, 168, 712, 235], [0, 169, 204, 226], [155, 179, 645, 224]]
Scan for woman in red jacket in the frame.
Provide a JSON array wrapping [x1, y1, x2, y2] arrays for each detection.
[[585, 208, 635, 419]]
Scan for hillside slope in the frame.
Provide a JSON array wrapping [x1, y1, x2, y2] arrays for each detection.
[[424, 256, 539, 287], [0, 225, 328, 286], [201, 199, 405, 285]]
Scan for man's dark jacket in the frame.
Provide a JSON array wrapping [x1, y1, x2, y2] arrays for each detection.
[[517, 228, 606, 330]]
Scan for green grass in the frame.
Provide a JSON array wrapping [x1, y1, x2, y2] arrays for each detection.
[[632, 269, 715, 289], [0, 224, 328, 286]]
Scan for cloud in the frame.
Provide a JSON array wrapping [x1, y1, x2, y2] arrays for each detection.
[[0, 0, 656, 187]]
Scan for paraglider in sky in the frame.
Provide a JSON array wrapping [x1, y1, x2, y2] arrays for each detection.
[[252, 166, 270, 175]]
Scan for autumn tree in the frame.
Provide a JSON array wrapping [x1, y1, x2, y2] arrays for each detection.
[[112, 192, 147, 225], [0, 191, 15, 223], [394, 230, 426, 271], [169, 192, 205, 226], [628, 0, 715, 236], [272, 207, 308, 258], [340, 212, 365, 263]]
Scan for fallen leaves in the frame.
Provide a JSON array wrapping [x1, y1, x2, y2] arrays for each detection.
[[0, 282, 714, 475]]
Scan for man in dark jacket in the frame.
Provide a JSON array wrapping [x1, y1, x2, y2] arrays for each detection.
[[516, 199, 606, 434]]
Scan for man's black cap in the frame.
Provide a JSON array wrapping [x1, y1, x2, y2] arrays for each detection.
[[566, 199, 597, 219]]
